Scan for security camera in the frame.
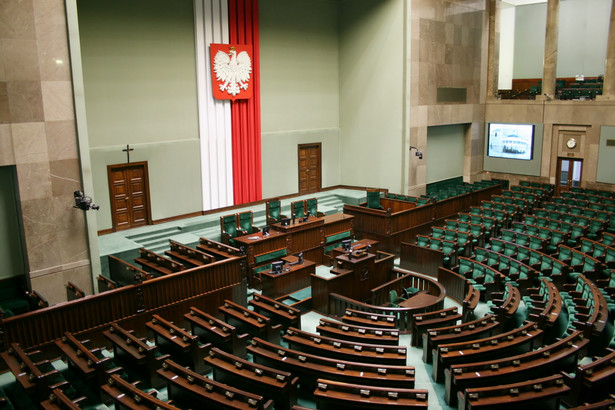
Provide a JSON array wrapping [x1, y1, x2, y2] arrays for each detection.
[[74, 190, 100, 211], [409, 146, 424, 159]]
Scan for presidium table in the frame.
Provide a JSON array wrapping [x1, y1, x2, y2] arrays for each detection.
[[233, 213, 355, 290]]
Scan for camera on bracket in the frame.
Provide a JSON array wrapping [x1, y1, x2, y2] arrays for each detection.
[[74, 190, 100, 211]]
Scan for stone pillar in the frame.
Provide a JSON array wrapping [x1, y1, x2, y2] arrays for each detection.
[[486, 0, 501, 100], [539, 0, 559, 100], [0, 0, 92, 305], [598, 0, 615, 99]]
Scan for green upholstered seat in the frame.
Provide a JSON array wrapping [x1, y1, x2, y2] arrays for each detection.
[[254, 248, 288, 264], [306, 198, 319, 216], [238, 211, 259, 234], [221, 214, 239, 245], [366, 191, 384, 210], [325, 230, 351, 244], [292, 200, 305, 218], [266, 199, 285, 224]]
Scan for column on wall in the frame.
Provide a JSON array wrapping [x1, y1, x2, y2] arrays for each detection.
[[540, 0, 560, 99], [599, 0, 615, 99], [228, 0, 262, 205], [486, 0, 500, 99]]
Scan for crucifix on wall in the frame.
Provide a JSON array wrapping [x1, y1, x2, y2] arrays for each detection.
[[122, 144, 134, 163]]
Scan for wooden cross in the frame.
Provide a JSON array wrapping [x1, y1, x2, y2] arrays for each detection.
[[122, 144, 134, 163]]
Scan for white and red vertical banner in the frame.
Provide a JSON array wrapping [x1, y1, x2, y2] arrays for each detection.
[[228, 0, 262, 205], [195, 0, 261, 210]]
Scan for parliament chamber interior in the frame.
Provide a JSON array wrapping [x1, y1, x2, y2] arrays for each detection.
[[1, 0, 615, 408]]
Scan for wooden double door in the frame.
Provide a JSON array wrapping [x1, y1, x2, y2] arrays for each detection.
[[298, 143, 322, 195], [108, 162, 152, 231]]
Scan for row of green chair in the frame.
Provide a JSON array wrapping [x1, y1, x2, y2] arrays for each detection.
[[444, 219, 486, 247], [567, 187, 615, 200], [220, 211, 260, 246], [522, 278, 566, 338], [500, 228, 545, 251], [543, 202, 611, 222], [467, 207, 508, 230], [522, 215, 587, 247], [456, 257, 503, 299], [533, 208, 606, 240], [560, 274, 611, 339], [488, 238, 568, 286], [603, 232, 615, 247], [490, 195, 529, 215], [474, 247, 536, 289], [502, 189, 541, 208], [518, 223, 568, 254], [556, 244, 605, 282], [415, 234, 458, 268], [430, 227, 473, 256], [579, 238, 615, 269], [511, 184, 550, 200], [480, 200, 520, 222], [519, 180, 555, 195]]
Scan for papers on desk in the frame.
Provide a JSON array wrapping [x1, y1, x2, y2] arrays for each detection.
[[248, 236, 260, 240]]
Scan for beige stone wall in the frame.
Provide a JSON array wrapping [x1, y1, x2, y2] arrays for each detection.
[[409, 0, 488, 194], [0, 0, 91, 305]]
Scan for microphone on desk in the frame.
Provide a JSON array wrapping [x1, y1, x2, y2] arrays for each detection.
[[292, 213, 296, 225]]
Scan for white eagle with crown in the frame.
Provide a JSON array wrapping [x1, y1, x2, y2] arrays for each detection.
[[213, 46, 252, 97]]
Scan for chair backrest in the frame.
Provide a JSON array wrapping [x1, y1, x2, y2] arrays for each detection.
[[238, 211, 254, 233], [389, 289, 398, 304], [291, 200, 305, 218], [221, 214, 238, 237], [366, 191, 382, 209], [266, 199, 282, 222], [306, 198, 318, 216]]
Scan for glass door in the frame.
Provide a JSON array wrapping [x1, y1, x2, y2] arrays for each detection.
[[556, 158, 582, 196]]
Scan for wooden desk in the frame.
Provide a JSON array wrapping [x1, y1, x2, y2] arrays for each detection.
[[272, 214, 355, 264], [234, 230, 287, 265], [399, 290, 440, 309], [328, 238, 379, 262], [261, 259, 316, 298]]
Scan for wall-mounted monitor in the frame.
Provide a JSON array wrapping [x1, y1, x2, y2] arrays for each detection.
[[487, 123, 535, 161]]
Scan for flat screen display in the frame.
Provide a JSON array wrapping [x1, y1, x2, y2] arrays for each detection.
[[487, 123, 534, 160]]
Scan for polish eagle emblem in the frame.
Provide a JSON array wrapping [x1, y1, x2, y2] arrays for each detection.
[[213, 46, 252, 98]]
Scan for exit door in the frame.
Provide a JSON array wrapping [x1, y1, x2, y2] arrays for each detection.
[[108, 162, 152, 231], [556, 158, 582, 196]]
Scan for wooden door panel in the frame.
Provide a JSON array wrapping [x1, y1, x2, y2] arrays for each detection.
[[108, 162, 151, 232], [298, 144, 321, 194]]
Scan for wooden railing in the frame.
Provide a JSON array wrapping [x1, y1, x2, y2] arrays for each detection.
[[329, 272, 445, 333], [0, 256, 245, 353], [344, 184, 502, 254]]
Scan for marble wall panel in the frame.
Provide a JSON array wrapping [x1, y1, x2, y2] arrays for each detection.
[[15, 161, 52, 201], [41, 81, 74, 121], [0, 124, 14, 165], [0, 82, 9, 123], [0, 0, 36, 40], [50, 159, 80, 198], [11, 121, 48, 164], [2, 39, 40, 81], [33, 0, 72, 81], [7, 80, 44, 123], [46, 120, 79, 161]]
